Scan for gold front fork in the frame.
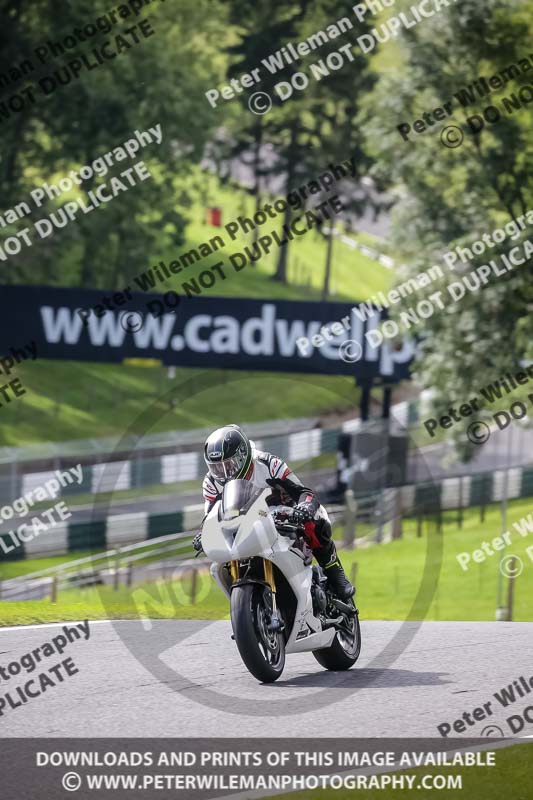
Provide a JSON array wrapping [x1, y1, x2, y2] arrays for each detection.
[[263, 558, 278, 614], [263, 558, 276, 593], [229, 560, 240, 582]]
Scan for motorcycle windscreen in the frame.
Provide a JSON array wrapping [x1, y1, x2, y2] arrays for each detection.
[[221, 479, 264, 521]]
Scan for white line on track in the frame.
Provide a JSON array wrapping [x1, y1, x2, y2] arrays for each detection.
[[0, 619, 116, 633]]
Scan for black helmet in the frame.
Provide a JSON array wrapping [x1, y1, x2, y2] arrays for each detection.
[[204, 424, 252, 482]]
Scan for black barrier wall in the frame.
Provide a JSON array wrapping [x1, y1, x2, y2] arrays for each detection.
[[0, 284, 415, 381]]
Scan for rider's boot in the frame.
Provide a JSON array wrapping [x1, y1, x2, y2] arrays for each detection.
[[316, 545, 355, 601]]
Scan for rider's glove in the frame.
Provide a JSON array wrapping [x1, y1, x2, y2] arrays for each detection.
[[292, 504, 313, 526], [192, 531, 203, 555]]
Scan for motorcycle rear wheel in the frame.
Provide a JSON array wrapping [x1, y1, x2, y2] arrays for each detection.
[[313, 603, 361, 671], [230, 583, 285, 683]]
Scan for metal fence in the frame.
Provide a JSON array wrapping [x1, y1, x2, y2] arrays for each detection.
[[0, 531, 199, 601], [0, 424, 338, 507]]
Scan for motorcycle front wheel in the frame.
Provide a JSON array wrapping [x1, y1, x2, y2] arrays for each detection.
[[230, 583, 285, 683]]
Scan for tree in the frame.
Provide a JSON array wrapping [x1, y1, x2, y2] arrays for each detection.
[[217, 0, 376, 286], [363, 0, 533, 454], [0, 0, 227, 289]]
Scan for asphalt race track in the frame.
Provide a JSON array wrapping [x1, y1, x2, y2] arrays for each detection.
[[1, 620, 532, 738]]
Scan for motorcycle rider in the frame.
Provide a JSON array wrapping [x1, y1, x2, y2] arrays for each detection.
[[192, 424, 355, 601]]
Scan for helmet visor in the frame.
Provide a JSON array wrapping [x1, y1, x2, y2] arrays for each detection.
[[208, 452, 247, 481]]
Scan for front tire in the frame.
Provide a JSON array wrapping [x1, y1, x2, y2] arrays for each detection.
[[313, 603, 361, 671], [230, 583, 285, 683]]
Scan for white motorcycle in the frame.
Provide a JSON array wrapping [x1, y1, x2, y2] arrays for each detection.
[[202, 479, 361, 683]]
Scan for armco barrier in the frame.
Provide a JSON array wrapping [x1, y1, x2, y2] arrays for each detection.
[[0, 508, 190, 560], [1, 426, 339, 506], [2, 464, 533, 562]]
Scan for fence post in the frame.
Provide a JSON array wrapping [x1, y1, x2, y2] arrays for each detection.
[[191, 569, 198, 605], [113, 548, 121, 591], [343, 489, 357, 549], [480, 474, 489, 522], [50, 576, 58, 603], [126, 562, 133, 587], [507, 558, 517, 622], [392, 489, 403, 540], [351, 562, 358, 588], [375, 490, 384, 544], [435, 490, 443, 535]]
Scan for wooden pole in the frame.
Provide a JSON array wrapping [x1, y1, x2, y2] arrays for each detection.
[[113, 548, 121, 591], [191, 569, 198, 605], [343, 489, 357, 549], [457, 478, 463, 530], [321, 228, 334, 301], [507, 557, 517, 622], [392, 489, 403, 540]]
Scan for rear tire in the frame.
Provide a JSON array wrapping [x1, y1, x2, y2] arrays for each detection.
[[230, 583, 285, 683], [313, 603, 361, 671]]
